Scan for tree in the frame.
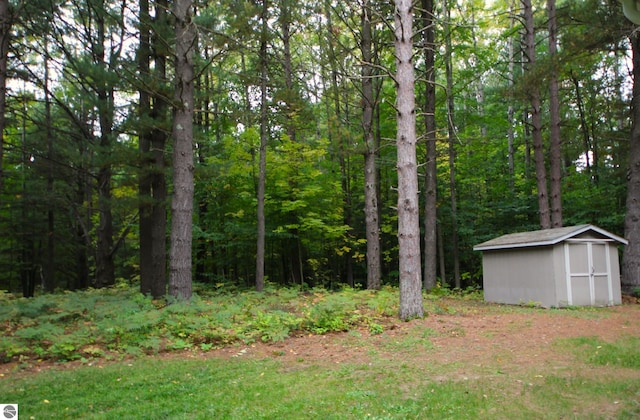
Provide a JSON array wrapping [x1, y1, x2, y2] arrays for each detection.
[[394, 0, 423, 320], [547, 0, 562, 228], [523, 0, 551, 229], [169, 0, 196, 301], [506, 0, 517, 192], [0, 0, 13, 203], [324, 0, 355, 288], [362, 0, 381, 290], [443, 0, 461, 287], [139, 0, 169, 298], [255, 0, 269, 292], [92, 0, 122, 288], [421, 0, 437, 291], [622, 10, 640, 293]]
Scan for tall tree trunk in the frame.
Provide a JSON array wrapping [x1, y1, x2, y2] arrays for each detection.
[[444, 0, 460, 288], [547, 0, 562, 228], [323, 0, 354, 287], [139, 0, 168, 297], [362, 0, 381, 290], [255, 0, 269, 292], [19, 91, 35, 297], [422, 0, 437, 291], [150, 0, 169, 296], [94, 1, 115, 288], [507, 0, 516, 192], [169, 0, 196, 301], [0, 0, 9, 204], [279, 0, 304, 285], [139, 0, 153, 294], [622, 30, 640, 293], [523, 0, 551, 229], [44, 39, 55, 293], [394, 0, 423, 320]]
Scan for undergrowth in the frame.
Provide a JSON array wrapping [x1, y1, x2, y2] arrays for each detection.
[[1, 284, 458, 362]]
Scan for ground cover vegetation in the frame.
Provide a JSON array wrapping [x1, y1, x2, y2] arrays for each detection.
[[0, 286, 639, 419], [0, 0, 636, 300], [0, 284, 404, 362]]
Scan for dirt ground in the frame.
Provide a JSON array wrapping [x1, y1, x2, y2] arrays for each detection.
[[209, 298, 640, 373], [2, 297, 640, 379]]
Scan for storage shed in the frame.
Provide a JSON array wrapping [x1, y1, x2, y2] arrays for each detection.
[[473, 225, 627, 308]]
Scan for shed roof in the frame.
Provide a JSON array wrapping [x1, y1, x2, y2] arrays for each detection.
[[473, 224, 628, 251]]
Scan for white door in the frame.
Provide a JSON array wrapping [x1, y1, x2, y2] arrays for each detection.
[[564, 241, 612, 306]]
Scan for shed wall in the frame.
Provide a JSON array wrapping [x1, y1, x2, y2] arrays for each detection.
[[482, 240, 622, 307], [552, 244, 569, 305], [608, 243, 623, 305], [482, 247, 557, 307]]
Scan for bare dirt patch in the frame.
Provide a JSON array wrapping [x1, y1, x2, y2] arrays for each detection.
[[199, 299, 640, 379]]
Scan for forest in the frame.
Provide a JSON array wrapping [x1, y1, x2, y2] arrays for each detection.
[[0, 0, 636, 301]]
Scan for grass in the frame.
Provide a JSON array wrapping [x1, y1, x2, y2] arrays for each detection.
[[1, 350, 639, 419], [0, 284, 639, 418], [562, 336, 640, 369]]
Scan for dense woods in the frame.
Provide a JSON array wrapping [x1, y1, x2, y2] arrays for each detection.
[[0, 0, 637, 300]]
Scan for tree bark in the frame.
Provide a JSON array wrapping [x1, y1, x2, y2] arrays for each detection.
[[547, 0, 562, 228], [394, 0, 423, 320], [255, 0, 269, 292], [507, 0, 516, 192], [622, 30, 640, 293], [94, 0, 115, 288], [279, 0, 304, 286], [139, 0, 153, 295], [0, 0, 9, 204], [149, 0, 169, 297], [444, 0, 460, 287], [169, 0, 196, 301], [139, 0, 168, 298], [323, 0, 354, 287], [362, 0, 381, 290], [422, 0, 437, 291], [523, 0, 551, 230], [44, 39, 55, 293]]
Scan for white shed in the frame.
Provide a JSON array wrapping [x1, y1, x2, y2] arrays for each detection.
[[473, 225, 627, 308]]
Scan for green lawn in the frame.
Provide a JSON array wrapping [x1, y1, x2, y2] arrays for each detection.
[[1, 285, 639, 418], [2, 351, 639, 419]]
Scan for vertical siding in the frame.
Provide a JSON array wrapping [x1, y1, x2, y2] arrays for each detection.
[[479, 228, 624, 307], [483, 247, 556, 307]]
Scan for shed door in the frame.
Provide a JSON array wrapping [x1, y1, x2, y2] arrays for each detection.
[[564, 241, 612, 306]]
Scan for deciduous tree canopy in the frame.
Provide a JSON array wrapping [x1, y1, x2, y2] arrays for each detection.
[[0, 0, 636, 300]]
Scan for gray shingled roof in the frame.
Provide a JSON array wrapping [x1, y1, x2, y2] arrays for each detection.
[[473, 224, 627, 251]]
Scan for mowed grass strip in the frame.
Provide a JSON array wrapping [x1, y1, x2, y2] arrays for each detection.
[[1, 352, 639, 419]]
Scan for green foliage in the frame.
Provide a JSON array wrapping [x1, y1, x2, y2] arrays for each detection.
[[0, 285, 403, 362], [2, 0, 633, 296], [0, 284, 491, 362], [246, 311, 303, 343]]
